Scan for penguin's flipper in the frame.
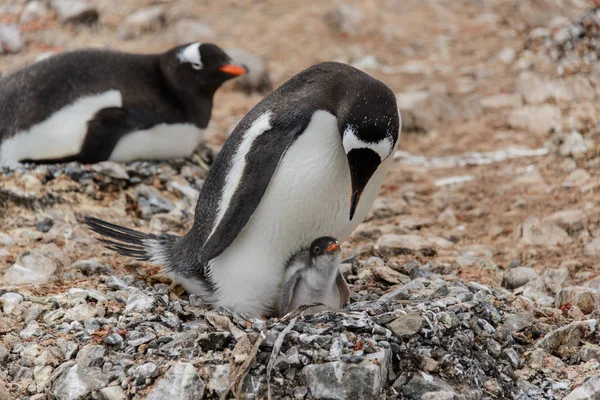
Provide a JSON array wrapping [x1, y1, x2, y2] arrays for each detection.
[[77, 107, 157, 163], [279, 270, 303, 317], [336, 270, 351, 306], [199, 118, 307, 263]]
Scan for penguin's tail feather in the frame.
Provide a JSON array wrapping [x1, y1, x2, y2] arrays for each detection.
[[84, 216, 175, 265]]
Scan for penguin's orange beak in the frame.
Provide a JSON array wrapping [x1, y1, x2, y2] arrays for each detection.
[[325, 242, 340, 253], [219, 64, 248, 76]]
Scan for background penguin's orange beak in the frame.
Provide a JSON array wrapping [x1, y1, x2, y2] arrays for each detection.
[[219, 64, 248, 76]]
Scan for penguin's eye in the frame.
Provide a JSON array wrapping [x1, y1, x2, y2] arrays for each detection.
[[191, 63, 202, 70], [313, 246, 321, 254]]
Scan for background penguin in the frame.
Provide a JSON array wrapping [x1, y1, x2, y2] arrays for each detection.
[[0, 43, 247, 165], [279, 237, 350, 317], [85, 61, 401, 317]]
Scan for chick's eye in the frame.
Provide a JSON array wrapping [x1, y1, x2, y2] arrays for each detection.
[[191, 63, 202, 70], [313, 247, 321, 254]]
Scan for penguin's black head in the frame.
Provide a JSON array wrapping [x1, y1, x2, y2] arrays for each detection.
[[310, 237, 341, 259], [339, 82, 400, 221], [165, 42, 248, 91]]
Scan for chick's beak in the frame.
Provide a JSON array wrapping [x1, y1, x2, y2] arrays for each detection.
[[219, 63, 248, 76], [325, 241, 340, 253]]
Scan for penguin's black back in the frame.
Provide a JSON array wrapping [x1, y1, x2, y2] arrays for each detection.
[[0, 49, 184, 140]]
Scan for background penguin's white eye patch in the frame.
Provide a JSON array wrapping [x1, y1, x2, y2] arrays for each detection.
[[177, 42, 203, 69]]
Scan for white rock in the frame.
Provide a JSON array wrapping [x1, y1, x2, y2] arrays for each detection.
[[562, 169, 591, 188], [64, 304, 98, 322], [398, 60, 433, 76], [20, 1, 48, 23], [146, 362, 205, 400], [92, 161, 129, 180], [553, 75, 595, 103], [530, 27, 550, 39], [508, 104, 561, 134], [587, 276, 600, 291], [50, 0, 98, 24], [563, 375, 600, 400], [126, 290, 155, 313], [351, 55, 379, 71], [377, 234, 428, 254], [503, 267, 540, 290], [437, 208, 457, 228], [396, 91, 430, 110], [52, 364, 108, 400], [542, 267, 569, 295], [480, 93, 523, 109], [3, 254, 57, 285], [118, 6, 165, 40], [205, 364, 230, 395], [324, 3, 364, 36], [20, 320, 40, 339], [97, 386, 126, 400], [0, 292, 23, 314], [225, 48, 272, 95], [559, 131, 589, 157], [543, 209, 587, 233], [555, 286, 600, 315], [520, 216, 569, 247], [585, 236, 600, 256], [498, 47, 516, 64], [167, 180, 199, 202], [301, 348, 390, 399], [0, 233, 15, 246], [519, 72, 595, 105], [0, 24, 23, 54], [170, 19, 215, 44], [518, 72, 551, 104]]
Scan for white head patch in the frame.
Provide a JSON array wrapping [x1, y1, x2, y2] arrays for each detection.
[[342, 125, 394, 161], [178, 42, 203, 69]]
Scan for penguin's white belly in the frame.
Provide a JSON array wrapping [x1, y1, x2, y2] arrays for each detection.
[[208, 110, 393, 314], [0, 88, 204, 165], [0, 90, 122, 165], [109, 124, 204, 162]]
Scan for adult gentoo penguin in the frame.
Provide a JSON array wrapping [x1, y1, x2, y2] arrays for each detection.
[[85, 61, 401, 317], [0, 43, 247, 165], [279, 237, 350, 317]]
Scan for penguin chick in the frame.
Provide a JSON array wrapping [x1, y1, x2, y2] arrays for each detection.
[[280, 237, 350, 317]]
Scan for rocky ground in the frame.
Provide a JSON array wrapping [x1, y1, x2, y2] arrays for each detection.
[[1, 0, 600, 399]]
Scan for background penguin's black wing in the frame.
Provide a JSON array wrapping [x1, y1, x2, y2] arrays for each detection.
[[196, 109, 311, 264], [77, 106, 158, 163]]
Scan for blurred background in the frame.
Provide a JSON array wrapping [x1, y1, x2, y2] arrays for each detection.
[[1, 1, 600, 398]]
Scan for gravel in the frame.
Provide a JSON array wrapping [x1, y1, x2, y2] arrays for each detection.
[[1, 255, 597, 399]]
